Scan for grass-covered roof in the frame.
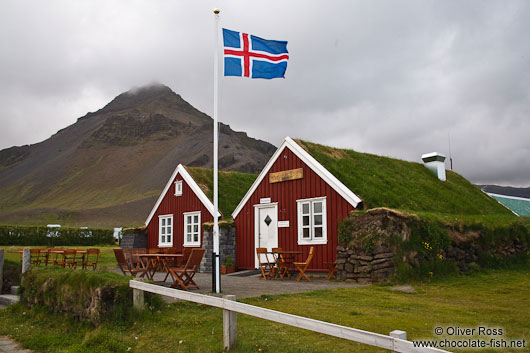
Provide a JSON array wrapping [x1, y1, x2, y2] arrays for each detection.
[[185, 167, 257, 219], [295, 139, 514, 216]]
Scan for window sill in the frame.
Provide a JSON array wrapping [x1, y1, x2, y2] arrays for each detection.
[[158, 244, 173, 248], [297, 239, 327, 246], [183, 243, 201, 247]]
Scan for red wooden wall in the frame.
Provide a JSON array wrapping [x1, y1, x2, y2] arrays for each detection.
[[234, 146, 355, 270], [146, 174, 213, 251]]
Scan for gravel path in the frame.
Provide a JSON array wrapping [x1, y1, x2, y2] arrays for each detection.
[[121, 269, 366, 300], [0, 337, 32, 353]]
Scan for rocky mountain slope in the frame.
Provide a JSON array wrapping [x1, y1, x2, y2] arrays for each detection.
[[0, 84, 274, 227]]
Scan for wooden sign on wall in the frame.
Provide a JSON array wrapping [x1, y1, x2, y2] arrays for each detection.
[[269, 168, 304, 183]]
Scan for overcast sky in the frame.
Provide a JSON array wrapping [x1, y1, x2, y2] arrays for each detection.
[[1, 1, 529, 186]]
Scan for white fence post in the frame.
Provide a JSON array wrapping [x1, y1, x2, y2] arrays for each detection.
[[0, 249, 4, 292], [390, 330, 407, 352], [223, 294, 237, 351], [133, 288, 144, 310], [22, 249, 31, 274]]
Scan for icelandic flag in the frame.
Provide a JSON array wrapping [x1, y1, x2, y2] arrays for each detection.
[[223, 28, 289, 79]]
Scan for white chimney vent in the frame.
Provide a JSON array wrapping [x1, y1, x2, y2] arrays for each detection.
[[421, 152, 446, 181]]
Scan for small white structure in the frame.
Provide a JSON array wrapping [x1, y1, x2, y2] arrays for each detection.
[[421, 152, 446, 181], [113, 227, 123, 241], [46, 224, 61, 237]]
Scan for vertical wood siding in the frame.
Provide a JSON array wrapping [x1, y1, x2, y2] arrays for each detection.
[[146, 175, 213, 251], [235, 146, 355, 270]]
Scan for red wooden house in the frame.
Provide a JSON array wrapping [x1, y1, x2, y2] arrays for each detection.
[[232, 137, 362, 270], [145, 164, 220, 251]]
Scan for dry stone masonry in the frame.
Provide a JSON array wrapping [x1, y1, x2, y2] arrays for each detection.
[[336, 208, 530, 282], [336, 246, 395, 284]]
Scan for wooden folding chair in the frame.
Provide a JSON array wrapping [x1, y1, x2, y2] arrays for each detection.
[[293, 247, 314, 282], [272, 247, 294, 279], [56, 249, 77, 268], [256, 248, 275, 280], [48, 248, 64, 266], [83, 248, 100, 270], [123, 248, 145, 269], [30, 248, 43, 266], [113, 248, 142, 277], [176, 247, 192, 267], [167, 248, 205, 290], [325, 261, 337, 280]]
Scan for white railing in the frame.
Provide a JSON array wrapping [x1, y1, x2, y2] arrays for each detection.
[[130, 280, 449, 352]]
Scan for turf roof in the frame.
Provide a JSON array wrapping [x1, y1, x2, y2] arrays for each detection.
[[184, 167, 257, 220], [295, 139, 514, 216]]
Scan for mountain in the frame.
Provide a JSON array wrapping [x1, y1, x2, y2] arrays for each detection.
[[478, 185, 530, 199], [0, 84, 275, 227]]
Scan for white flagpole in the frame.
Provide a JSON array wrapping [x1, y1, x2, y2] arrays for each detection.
[[213, 8, 221, 294]]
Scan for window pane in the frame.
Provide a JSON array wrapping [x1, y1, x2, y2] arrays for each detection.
[[187, 215, 192, 223], [161, 218, 166, 226], [303, 215, 310, 226], [302, 203, 309, 214], [314, 215, 322, 226], [194, 215, 198, 223], [314, 227, 323, 238], [167, 218, 171, 226], [303, 228, 310, 238], [167, 235, 171, 243], [187, 225, 192, 233], [161, 235, 165, 243], [314, 201, 322, 213], [161, 228, 165, 235], [194, 234, 198, 242], [194, 225, 198, 232]]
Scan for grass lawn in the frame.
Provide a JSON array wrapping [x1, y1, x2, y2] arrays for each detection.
[[0, 263, 528, 352]]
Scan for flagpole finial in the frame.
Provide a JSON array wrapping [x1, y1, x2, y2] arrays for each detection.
[[213, 8, 220, 14]]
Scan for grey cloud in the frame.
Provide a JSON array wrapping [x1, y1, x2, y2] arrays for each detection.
[[0, 0, 528, 186]]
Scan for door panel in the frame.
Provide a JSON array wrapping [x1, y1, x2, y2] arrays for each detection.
[[255, 204, 278, 267]]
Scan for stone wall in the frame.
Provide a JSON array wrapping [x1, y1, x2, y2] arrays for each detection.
[[200, 226, 236, 273], [336, 246, 394, 284], [120, 230, 147, 249], [336, 208, 530, 283]]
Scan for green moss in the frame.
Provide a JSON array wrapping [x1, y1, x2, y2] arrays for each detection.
[[20, 268, 163, 326]]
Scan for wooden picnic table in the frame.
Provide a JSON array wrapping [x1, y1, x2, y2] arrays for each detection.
[[135, 253, 183, 281], [266, 250, 303, 279]]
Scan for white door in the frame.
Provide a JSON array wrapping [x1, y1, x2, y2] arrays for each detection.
[[255, 204, 278, 268]]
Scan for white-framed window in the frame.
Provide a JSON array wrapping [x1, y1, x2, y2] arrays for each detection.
[[174, 180, 183, 196], [296, 197, 327, 245], [158, 214, 173, 247], [183, 211, 201, 246]]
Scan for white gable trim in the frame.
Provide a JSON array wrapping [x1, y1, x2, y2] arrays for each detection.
[[144, 164, 220, 226], [231, 137, 362, 218]]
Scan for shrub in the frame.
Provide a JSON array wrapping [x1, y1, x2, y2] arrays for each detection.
[[1, 259, 21, 293], [0, 225, 114, 246], [20, 267, 162, 326]]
